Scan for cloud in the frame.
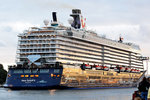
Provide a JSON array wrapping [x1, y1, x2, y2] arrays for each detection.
[[26, 0, 75, 9], [0, 22, 35, 33], [0, 22, 36, 47], [88, 24, 140, 41], [139, 24, 150, 42], [0, 47, 16, 70], [0, 21, 35, 69], [0, 40, 6, 47], [0, 0, 150, 70]]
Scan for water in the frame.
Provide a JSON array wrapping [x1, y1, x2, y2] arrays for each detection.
[[0, 88, 137, 100]]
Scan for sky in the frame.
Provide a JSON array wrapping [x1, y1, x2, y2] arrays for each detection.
[[0, 0, 150, 72]]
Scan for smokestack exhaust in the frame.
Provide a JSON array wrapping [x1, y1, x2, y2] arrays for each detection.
[[52, 12, 57, 22]]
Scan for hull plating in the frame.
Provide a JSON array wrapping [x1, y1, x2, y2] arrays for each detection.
[[4, 68, 63, 89]]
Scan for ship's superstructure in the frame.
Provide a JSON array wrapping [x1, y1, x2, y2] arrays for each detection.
[[5, 9, 146, 89], [17, 9, 143, 71]]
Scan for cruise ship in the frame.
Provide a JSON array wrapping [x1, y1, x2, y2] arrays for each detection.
[[4, 9, 147, 89]]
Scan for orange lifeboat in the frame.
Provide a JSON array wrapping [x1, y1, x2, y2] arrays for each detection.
[[125, 67, 131, 72], [133, 69, 140, 73], [119, 67, 125, 72], [95, 65, 103, 70], [85, 64, 92, 69], [131, 69, 135, 73], [134, 69, 137, 73], [103, 66, 109, 71], [136, 70, 140, 73]]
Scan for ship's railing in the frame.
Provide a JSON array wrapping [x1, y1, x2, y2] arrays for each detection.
[[18, 46, 59, 49], [18, 41, 59, 45], [56, 37, 102, 49], [17, 51, 59, 54], [8, 65, 62, 69], [75, 33, 130, 49], [18, 32, 58, 37], [8, 61, 63, 69], [17, 56, 58, 59], [74, 28, 140, 49], [56, 37, 138, 57], [18, 27, 67, 36], [18, 37, 56, 41], [19, 26, 140, 51], [17, 53, 57, 58], [67, 28, 141, 52]]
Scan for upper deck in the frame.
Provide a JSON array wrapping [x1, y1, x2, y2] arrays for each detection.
[[18, 26, 141, 54], [15, 9, 144, 69]]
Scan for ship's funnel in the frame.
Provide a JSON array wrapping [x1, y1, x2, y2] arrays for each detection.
[[70, 9, 86, 29], [51, 12, 58, 26], [52, 12, 57, 22], [72, 9, 81, 14]]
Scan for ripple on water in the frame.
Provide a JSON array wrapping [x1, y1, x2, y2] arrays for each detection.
[[0, 88, 137, 100]]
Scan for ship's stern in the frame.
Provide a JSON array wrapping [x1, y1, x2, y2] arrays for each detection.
[[4, 68, 63, 89]]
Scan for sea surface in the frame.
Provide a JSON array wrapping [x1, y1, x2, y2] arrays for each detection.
[[0, 87, 137, 100]]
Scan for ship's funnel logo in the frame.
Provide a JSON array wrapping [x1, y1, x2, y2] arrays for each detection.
[[81, 16, 86, 28]]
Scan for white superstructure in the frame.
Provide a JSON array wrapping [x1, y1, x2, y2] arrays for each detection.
[[16, 9, 144, 70]]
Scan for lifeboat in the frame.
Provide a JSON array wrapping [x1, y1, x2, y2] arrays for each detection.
[[133, 69, 140, 73], [85, 64, 92, 69], [134, 69, 137, 73], [125, 68, 131, 72], [95, 65, 103, 70], [131, 69, 136, 73], [119, 67, 125, 72], [136, 70, 140, 73], [103, 66, 109, 71]]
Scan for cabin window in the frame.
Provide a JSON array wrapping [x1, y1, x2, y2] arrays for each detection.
[[32, 69, 38, 73], [24, 69, 31, 73], [39, 69, 49, 73], [89, 76, 101, 79], [107, 73, 113, 75], [54, 69, 60, 73], [13, 70, 23, 74]]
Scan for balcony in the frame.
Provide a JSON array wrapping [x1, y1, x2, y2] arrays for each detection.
[[18, 33, 58, 37], [19, 41, 59, 45], [17, 50, 59, 54], [18, 46, 59, 49]]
